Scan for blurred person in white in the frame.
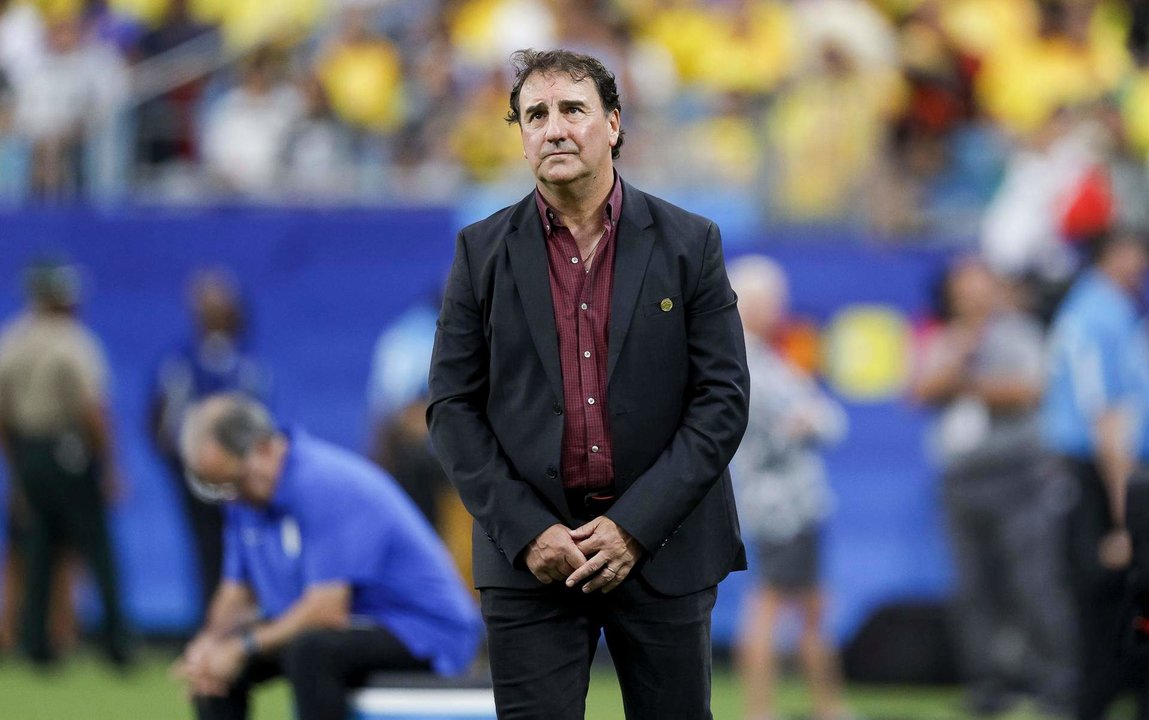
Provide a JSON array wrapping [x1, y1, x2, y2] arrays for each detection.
[[9, 13, 127, 200], [913, 258, 1074, 718], [727, 256, 851, 720], [201, 47, 303, 198], [0, 257, 131, 668], [0, 0, 44, 87], [980, 108, 1108, 315]]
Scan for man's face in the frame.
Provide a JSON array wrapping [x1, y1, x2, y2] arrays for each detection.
[[518, 71, 620, 189], [187, 438, 276, 504]]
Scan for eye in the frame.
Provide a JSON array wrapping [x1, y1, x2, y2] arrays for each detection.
[[529, 110, 545, 122]]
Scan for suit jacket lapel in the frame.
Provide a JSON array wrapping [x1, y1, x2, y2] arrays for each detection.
[[608, 182, 655, 383], [505, 192, 565, 402]]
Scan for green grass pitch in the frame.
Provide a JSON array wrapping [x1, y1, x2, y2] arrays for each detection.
[[0, 648, 1081, 720]]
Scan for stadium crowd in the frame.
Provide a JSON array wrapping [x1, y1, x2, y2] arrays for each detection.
[[0, 0, 1147, 240]]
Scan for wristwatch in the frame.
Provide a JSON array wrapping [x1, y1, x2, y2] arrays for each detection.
[[241, 628, 260, 658]]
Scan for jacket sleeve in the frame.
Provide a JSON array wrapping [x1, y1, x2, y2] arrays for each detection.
[[605, 222, 750, 552], [426, 232, 560, 567]]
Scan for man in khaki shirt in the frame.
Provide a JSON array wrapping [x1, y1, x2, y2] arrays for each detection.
[[0, 258, 130, 666]]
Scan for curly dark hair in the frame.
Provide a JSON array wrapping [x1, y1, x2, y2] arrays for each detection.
[[505, 48, 625, 160]]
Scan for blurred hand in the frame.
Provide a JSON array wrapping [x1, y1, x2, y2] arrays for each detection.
[[567, 517, 643, 594], [204, 637, 246, 686], [171, 635, 226, 698], [523, 524, 586, 584], [1099, 528, 1133, 570], [172, 633, 243, 697]]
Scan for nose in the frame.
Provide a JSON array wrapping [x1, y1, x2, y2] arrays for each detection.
[[544, 112, 567, 143]]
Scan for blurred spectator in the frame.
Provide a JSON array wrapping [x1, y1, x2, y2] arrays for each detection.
[[81, 0, 145, 56], [1043, 231, 1149, 720], [976, 0, 1129, 137], [0, 0, 1148, 241], [173, 394, 482, 720], [134, 0, 217, 168], [314, 6, 405, 136], [200, 46, 303, 197], [448, 0, 556, 71], [449, 66, 525, 183], [282, 73, 354, 200], [0, 0, 45, 84], [727, 256, 851, 720], [765, 35, 903, 222], [912, 258, 1073, 717], [9, 13, 129, 200], [980, 108, 1110, 315], [634, 0, 794, 95], [207, 0, 324, 52], [0, 257, 131, 667], [148, 268, 271, 624], [366, 292, 443, 525], [366, 290, 472, 586], [0, 65, 28, 202]]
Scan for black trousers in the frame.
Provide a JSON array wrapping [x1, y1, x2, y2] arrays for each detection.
[[10, 434, 128, 664], [194, 627, 430, 720], [1063, 459, 1149, 720], [165, 455, 223, 622], [481, 579, 718, 720]]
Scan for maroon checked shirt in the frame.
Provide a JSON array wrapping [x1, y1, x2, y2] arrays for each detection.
[[536, 175, 623, 494]]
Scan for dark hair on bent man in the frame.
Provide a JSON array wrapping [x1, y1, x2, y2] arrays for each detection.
[[208, 393, 277, 457], [505, 48, 625, 160]]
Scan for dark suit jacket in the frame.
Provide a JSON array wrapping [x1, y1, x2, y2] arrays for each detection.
[[427, 179, 750, 597]]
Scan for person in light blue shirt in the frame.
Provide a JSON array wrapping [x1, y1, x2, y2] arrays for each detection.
[[1042, 231, 1149, 720], [171, 393, 482, 720], [366, 298, 444, 524]]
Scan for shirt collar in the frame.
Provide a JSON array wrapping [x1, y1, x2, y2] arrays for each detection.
[[534, 171, 623, 237], [264, 426, 302, 514]]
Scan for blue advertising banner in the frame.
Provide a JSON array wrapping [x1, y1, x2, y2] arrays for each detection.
[[0, 208, 953, 647]]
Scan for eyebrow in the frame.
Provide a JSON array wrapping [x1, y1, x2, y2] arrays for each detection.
[[523, 99, 590, 117]]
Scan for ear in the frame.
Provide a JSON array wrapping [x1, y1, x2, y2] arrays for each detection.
[[608, 108, 621, 146]]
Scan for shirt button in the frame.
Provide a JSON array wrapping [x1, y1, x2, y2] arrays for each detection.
[[583, 350, 591, 358], [591, 445, 600, 453], [587, 397, 595, 405], [571, 257, 579, 264], [580, 303, 588, 311]]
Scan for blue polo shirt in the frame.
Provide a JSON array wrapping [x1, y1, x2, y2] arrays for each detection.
[[1042, 270, 1143, 459], [222, 428, 482, 675]]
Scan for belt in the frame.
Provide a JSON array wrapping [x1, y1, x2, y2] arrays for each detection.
[[565, 488, 617, 520]]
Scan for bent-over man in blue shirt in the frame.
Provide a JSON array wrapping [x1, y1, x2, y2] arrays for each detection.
[[172, 393, 483, 720]]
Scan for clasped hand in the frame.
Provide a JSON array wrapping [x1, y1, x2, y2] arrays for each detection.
[[523, 518, 643, 594], [171, 633, 246, 698]]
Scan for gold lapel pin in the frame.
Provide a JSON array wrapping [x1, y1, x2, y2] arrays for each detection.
[[660, 298, 673, 312]]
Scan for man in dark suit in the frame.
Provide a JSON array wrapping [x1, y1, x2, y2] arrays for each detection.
[[427, 49, 750, 719]]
